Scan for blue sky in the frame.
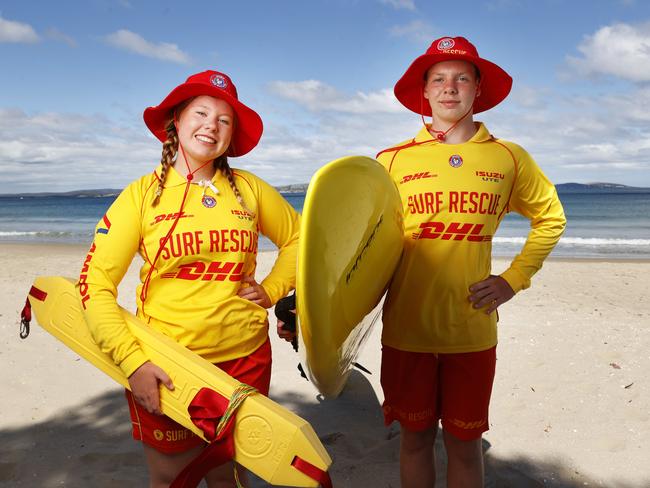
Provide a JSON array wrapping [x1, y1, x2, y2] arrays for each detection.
[[1, 0, 650, 193]]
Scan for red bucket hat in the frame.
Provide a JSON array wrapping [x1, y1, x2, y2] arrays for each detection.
[[143, 70, 263, 157], [394, 36, 512, 116]]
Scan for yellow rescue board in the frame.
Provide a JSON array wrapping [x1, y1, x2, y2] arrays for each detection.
[[28, 276, 331, 487], [297, 156, 404, 398]]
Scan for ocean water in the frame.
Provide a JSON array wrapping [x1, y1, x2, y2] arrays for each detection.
[[1, 191, 648, 260]]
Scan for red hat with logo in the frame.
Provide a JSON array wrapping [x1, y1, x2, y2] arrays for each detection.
[[394, 36, 512, 116], [143, 70, 263, 157]]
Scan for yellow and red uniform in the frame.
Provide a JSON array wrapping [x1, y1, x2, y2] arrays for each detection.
[[79, 164, 300, 377], [377, 122, 566, 354]]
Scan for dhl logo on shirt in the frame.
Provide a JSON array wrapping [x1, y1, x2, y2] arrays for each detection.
[[400, 171, 437, 184], [412, 221, 492, 242], [160, 261, 244, 281], [150, 211, 194, 226]]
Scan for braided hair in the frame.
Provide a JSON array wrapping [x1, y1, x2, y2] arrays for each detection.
[[214, 154, 252, 214], [152, 121, 179, 206]]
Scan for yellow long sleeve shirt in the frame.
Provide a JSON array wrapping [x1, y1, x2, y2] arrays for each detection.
[[377, 123, 566, 353], [78, 164, 300, 376]]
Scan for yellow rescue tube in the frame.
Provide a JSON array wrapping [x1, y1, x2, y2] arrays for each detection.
[[297, 156, 404, 398], [27, 276, 331, 487]]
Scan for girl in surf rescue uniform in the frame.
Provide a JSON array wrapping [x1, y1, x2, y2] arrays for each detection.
[[376, 37, 566, 487], [78, 70, 300, 487]]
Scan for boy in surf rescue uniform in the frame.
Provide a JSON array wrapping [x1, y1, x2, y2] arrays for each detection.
[[78, 70, 300, 487], [377, 37, 566, 486]]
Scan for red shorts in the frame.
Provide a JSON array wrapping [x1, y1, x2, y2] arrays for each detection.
[[380, 345, 496, 441], [126, 338, 272, 454]]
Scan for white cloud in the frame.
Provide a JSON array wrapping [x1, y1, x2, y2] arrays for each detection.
[[268, 80, 402, 114], [567, 21, 650, 82], [601, 86, 650, 122], [234, 101, 422, 186], [389, 20, 436, 43], [508, 85, 548, 109], [0, 108, 158, 193], [0, 15, 39, 43], [104, 29, 191, 64], [4, 76, 650, 194], [379, 0, 416, 10], [45, 28, 77, 47], [484, 83, 650, 184]]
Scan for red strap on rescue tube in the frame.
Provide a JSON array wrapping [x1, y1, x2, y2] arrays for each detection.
[[169, 437, 234, 488], [169, 435, 235, 488], [169, 388, 237, 488], [292, 456, 334, 488], [29, 286, 48, 302], [187, 387, 235, 442]]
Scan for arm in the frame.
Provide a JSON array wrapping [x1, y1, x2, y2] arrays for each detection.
[[468, 148, 565, 313], [80, 181, 174, 412], [252, 178, 301, 305], [498, 146, 566, 293], [79, 182, 149, 377]]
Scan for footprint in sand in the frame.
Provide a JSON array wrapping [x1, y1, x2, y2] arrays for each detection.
[[320, 432, 344, 445]]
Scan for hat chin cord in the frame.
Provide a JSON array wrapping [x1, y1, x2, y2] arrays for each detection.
[[422, 106, 474, 142], [420, 82, 480, 142], [140, 115, 219, 308]]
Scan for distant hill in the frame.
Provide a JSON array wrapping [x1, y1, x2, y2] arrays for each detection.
[[556, 182, 650, 193], [274, 183, 308, 194], [0, 185, 308, 198], [2, 182, 648, 198], [0, 188, 122, 198]]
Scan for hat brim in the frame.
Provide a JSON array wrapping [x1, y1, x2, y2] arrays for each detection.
[[143, 82, 263, 157], [394, 53, 512, 116]]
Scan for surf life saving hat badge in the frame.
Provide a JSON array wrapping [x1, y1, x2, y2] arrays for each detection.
[[143, 70, 263, 157], [394, 36, 513, 116]]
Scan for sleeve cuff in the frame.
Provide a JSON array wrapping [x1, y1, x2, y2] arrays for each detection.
[[499, 267, 531, 294], [120, 349, 149, 378], [260, 279, 284, 306]]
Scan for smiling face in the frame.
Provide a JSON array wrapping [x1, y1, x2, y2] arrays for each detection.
[[175, 95, 234, 169], [423, 60, 481, 127]]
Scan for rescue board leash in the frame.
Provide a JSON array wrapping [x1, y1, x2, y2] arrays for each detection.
[[20, 285, 48, 339], [274, 294, 309, 380]]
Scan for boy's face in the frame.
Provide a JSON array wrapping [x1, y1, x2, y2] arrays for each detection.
[[423, 60, 481, 124]]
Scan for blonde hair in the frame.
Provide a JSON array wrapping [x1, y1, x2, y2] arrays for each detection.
[[152, 121, 250, 214]]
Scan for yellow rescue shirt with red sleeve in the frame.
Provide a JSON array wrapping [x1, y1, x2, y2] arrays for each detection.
[[78, 164, 300, 377], [376, 122, 566, 353]]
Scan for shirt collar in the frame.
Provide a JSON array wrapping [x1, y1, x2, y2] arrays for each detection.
[[154, 163, 221, 188], [413, 122, 493, 144]]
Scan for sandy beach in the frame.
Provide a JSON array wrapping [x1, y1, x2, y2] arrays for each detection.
[[1, 242, 649, 487]]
